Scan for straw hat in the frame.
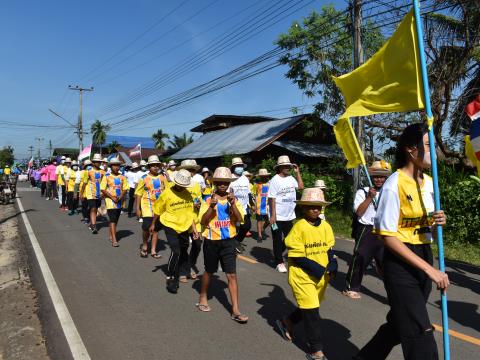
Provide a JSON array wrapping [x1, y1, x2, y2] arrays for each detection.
[[84, 159, 92, 166], [131, 162, 139, 169], [212, 167, 235, 182], [295, 188, 331, 206], [314, 179, 327, 189], [109, 157, 122, 165], [64, 157, 72, 163], [71, 160, 78, 166], [102, 157, 108, 163], [173, 169, 192, 188], [201, 167, 210, 174], [231, 157, 246, 168], [167, 160, 177, 167], [368, 160, 392, 177], [61, 156, 66, 160], [177, 159, 201, 171], [275, 155, 293, 168], [139, 160, 147, 166], [147, 155, 162, 166], [243, 171, 253, 178], [256, 168, 271, 177], [92, 153, 102, 162]]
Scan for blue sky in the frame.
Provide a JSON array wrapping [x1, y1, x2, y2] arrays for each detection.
[[0, 0, 347, 159]]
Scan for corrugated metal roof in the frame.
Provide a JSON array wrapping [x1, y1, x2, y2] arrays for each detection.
[[103, 135, 155, 149], [171, 116, 304, 159], [272, 140, 341, 158]]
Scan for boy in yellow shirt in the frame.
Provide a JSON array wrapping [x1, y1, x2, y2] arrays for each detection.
[[151, 169, 198, 294], [275, 188, 336, 360], [101, 158, 129, 247], [65, 160, 78, 216], [80, 154, 105, 234]]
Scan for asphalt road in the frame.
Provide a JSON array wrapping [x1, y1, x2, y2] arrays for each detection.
[[14, 184, 480, 360]]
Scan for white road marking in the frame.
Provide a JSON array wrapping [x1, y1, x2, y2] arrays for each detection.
[[16, 197, 91, 359]]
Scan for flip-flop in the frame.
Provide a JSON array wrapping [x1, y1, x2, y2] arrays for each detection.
[[151, 253, 162, 259], [342, 290, 361, 299], [112, 242, 119, 247], [231, 313, 248, 324], [275, 319, 292, 341], [195, 303, 211, 312], [179, 276, 188, 283], [190, 271, 197, 280]]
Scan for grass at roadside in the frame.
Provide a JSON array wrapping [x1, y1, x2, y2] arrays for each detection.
[[326, 206, 480, 267]]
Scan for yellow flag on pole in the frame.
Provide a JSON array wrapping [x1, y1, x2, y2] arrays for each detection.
[[465, 135, 480, 176], [333, 10, 425, 119], [334, 117, 366, 168]]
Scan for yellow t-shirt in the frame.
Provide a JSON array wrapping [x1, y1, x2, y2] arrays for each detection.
[[285, 218, 335, 309], [4, 168, 11, 175], [166, 169, 176, 182], [134, 174, 167, 217], [100, 173, 129, 209], [56, 165, 67, 186], [202, 178, 213, 196], [79, 169, 88, 197], [374, 170, 435, 245], [66, 168, 76, 192], [199, 197, 244, 240], [153, 186, 195, 233], [83, 169, 106, 200]]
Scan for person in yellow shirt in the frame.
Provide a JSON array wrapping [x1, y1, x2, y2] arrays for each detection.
[[79, 160, 91, 224], [65, 160, 78, 216], [354, 123, 448, 360], [196, 167, 247, 324], [275, 187, 335, 360], [80, 154, 105, 234], [4, 165, 11, 176], [151, 169, 198, 294], [57, 157, 69, 210], [201, 167, 213, 201], [135, 155, 168, 258], [101, 158, 129, 247]]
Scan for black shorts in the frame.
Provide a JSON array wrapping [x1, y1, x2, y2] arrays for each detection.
[[88, 199, 102, 209], [107, 209, 121, 224], [142, 217, 162, 232], [203, 239, 237, 274], [256, 214, 269, 222]]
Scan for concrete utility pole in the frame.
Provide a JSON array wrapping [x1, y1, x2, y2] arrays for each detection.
[[68, 85, 94, 154], [48, 140, 53, 158], [352, 0, 365, 192], [35, 137, 44, 159], [28, 145, 34, 159]]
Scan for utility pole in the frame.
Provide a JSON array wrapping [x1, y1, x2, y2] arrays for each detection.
[[352, 0, 365, 192], [48, 140, 53, 158], [28, 145, 34, 159], [35, 137, 44, 160], [68, 85, 94, 154]]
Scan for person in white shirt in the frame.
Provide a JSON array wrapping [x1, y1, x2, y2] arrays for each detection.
[[228, 157, 253, 253], [126, 162, 139, 217], [343, 161, 391, 299], [268, 155, 304, 273]]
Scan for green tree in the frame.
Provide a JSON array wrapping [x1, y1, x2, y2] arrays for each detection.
[[91, 119, 111, 155], [152, 129, 170, 150], [169, 133, 194, 151], [106, 140, 120, 154], [0, 146, 14, 168]]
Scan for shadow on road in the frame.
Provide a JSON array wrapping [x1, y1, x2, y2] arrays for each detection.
[[256, 283, 359, 358], [249, 245, 275, 268], [434, 300, 480, 333], [116, 230, 134, 242], [0, 209, 34, 225], [191, 276, 231, 314]]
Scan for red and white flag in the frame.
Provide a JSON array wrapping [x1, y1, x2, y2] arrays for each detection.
[[28, 157, 34, 168], [129, 143, 141, 157], [466, 96, 480, 160]]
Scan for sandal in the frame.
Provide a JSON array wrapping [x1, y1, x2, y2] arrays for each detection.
[[112, 242, 119, 247], [140, 247, 148, 258], [195, 303, 211, 312], [231, 313, 248, 324], [179, 276, 188, 283], [190, 271, 197, 280], [275, 319, 292, 341], [342, 290, 361, 299], [151, 252, 162, 259]]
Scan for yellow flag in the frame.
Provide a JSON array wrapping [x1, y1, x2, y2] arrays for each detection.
[[333, 10, 425, 118], [334, 117, 366, 168], [465, 135, 480, 176]]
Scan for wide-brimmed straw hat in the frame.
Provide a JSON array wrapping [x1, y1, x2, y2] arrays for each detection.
[[231, 157, 246, 168], [256, 168, 271, 177], [84, 159, 92, 166], [295, 187, 331, 206], [92, 153, 102, 162], [173, 169, 192, 188], [147, 155, 162, 166], [139, 160, 147, 166], [64, 157, 72, 163], [275, 155, 293, 168], [109, 157, 122, 165], [167, 160, 177, 167], [131, 162, 139, 169], [71, 160, 78, 166], [212, 167, 235, 183], [314, 179, 327, 189], [201, 167, 210, 174], [368, 160, 392, 177], [177, 159, 201, 171]]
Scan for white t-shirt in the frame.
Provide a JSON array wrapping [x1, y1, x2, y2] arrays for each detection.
[[267, 174, 298, 221], [75, 170, 82, 184], [126, 171, 138, 189], [353, 187, 379, 225], [228, 175, 251, 214], [192, 173, 206, 191]]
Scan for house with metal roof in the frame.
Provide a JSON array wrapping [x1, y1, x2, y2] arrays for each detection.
[[171, 114, 340, 167]]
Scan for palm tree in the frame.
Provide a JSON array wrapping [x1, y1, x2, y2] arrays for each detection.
[[169, 133, 194, 151], [106, 140, 120, 155], [91, 119, 111, 155], [152, 129, 170, 150]]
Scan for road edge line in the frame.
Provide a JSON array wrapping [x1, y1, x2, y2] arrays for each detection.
[[16, 197, 91, 359], [433, 323, 480, 347]]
